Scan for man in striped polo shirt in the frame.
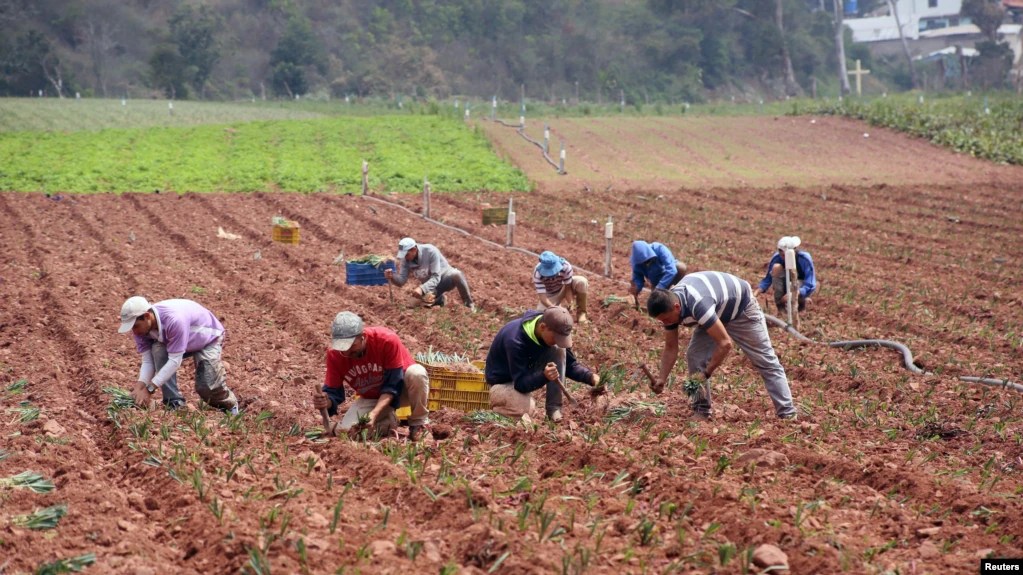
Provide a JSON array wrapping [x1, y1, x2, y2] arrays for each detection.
[[533, 250, 590, 324], [646, 271, 797, 420]]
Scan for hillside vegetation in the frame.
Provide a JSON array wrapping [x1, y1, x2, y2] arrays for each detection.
[[0, 0, 849, 103]]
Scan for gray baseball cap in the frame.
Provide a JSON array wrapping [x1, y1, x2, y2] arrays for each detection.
[[331, 311, 364, 351]]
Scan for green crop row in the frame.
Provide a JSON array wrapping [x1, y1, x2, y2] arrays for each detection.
[[0, 115, 530, 193], [794, 93, 1023, 165]]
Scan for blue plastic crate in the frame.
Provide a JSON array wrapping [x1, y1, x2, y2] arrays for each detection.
[[345, 261, 396, 286]]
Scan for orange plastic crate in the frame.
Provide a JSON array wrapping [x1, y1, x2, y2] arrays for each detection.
[[272, 222, 300, 244]]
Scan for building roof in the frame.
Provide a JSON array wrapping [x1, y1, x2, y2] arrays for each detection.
[[914, 46, 979, 62]]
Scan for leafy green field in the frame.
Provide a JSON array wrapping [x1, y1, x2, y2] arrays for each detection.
[[0, 102, 529, 193], [797, 93, 1023, 165], [0, 98, 334, 133]]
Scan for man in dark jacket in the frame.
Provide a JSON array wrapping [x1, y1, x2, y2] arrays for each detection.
[[485, 306, 600, 423]]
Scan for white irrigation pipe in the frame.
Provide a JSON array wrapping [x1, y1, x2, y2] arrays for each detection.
[[764, 314, 1023, 393], [483, 116, 563, 172]]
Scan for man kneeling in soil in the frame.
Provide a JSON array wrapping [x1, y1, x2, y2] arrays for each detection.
[[384, 237, 476, 312], [118, 296, 242, 413], [752, 236, 817, 314], [646, 272, 797, 420], [485, 306, 600, 423], [533, 250, 590, 324], [312, 311, 431, 441]]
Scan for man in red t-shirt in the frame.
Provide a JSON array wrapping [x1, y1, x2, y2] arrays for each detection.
[[311, 311, 430, 440]]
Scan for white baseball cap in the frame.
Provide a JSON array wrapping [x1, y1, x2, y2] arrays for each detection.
[[777, 236, 801, 250], [397, 237, 416, 258], [118, 296, 151, 333]]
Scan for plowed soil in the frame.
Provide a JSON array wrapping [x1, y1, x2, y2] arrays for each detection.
[[2, 115, 1022, 574]]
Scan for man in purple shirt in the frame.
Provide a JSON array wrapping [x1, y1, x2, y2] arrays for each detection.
[[118, 296, 240, 412]]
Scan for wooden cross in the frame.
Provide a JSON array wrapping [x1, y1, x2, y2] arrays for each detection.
[[847, 59, 871, 96]]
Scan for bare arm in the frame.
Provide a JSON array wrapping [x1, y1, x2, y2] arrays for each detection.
[[658, 328, 680, 389], [702, 321, 734, 378]]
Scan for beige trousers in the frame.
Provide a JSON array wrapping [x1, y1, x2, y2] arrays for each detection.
[[536, 276, 588, 311], [489, 384, 536, 420], [339, 363, 430, 431]]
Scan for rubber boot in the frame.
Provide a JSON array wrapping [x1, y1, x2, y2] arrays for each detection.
[[576, 291, 590, 324]]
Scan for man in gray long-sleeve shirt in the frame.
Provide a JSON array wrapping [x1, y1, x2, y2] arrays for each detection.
[[384, 237, 475, 311]]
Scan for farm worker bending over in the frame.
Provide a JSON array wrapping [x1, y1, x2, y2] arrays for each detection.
[[312, 311, 431, 441], [118, 296, 242, 413], [752, 236, 817, 314], [384, 237, 476, 312], [628, 240, 687, 297], [485, 306, 600, 423], [533, 250, 590, 324], [646, 272, 797, 420]]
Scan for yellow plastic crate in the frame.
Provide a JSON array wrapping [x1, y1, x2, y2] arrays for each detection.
[[271, 222, 300, 244], [423, 360, 490, 412]]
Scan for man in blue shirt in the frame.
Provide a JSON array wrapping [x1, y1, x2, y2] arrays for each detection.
[[628, 240, 687, 297], [753, 236, 817, 314]]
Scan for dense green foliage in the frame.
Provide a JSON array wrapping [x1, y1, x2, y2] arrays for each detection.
[[0, 0, 848, 103], [797, 93, 1023, 165], [0, 113, 529, 193]]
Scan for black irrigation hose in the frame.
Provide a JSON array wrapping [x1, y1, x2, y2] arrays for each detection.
[[764, 314, 1023, 393]]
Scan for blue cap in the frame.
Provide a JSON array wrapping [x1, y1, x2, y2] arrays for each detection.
[[537, 251, 564, 277]]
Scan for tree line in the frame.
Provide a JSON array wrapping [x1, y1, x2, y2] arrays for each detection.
[[0, 0, 934, 104]]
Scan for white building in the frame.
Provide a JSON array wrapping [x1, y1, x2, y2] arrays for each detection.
[[845, 0, 1021, 65], [844, 0, 964, 43]]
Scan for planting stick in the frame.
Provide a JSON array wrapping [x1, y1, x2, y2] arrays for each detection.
[[557, 378, 579, 406], [312, 384, 335, 436]]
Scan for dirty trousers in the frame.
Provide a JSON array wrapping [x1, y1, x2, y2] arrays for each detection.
[[685, 298, 796, 418], [488, 347, 566, 419], [151, 338, 238, 411], [339, 364, 430, 431]]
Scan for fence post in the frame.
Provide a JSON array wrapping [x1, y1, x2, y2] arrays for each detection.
[[422, 177, 431, 218], [543, 124, 550, 155], [492, 96, 497, 120], [604, 216, 614, 278], [361, 161, 369, 195], [506, 198, 515, 247], [559, 142, 566, 175]]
